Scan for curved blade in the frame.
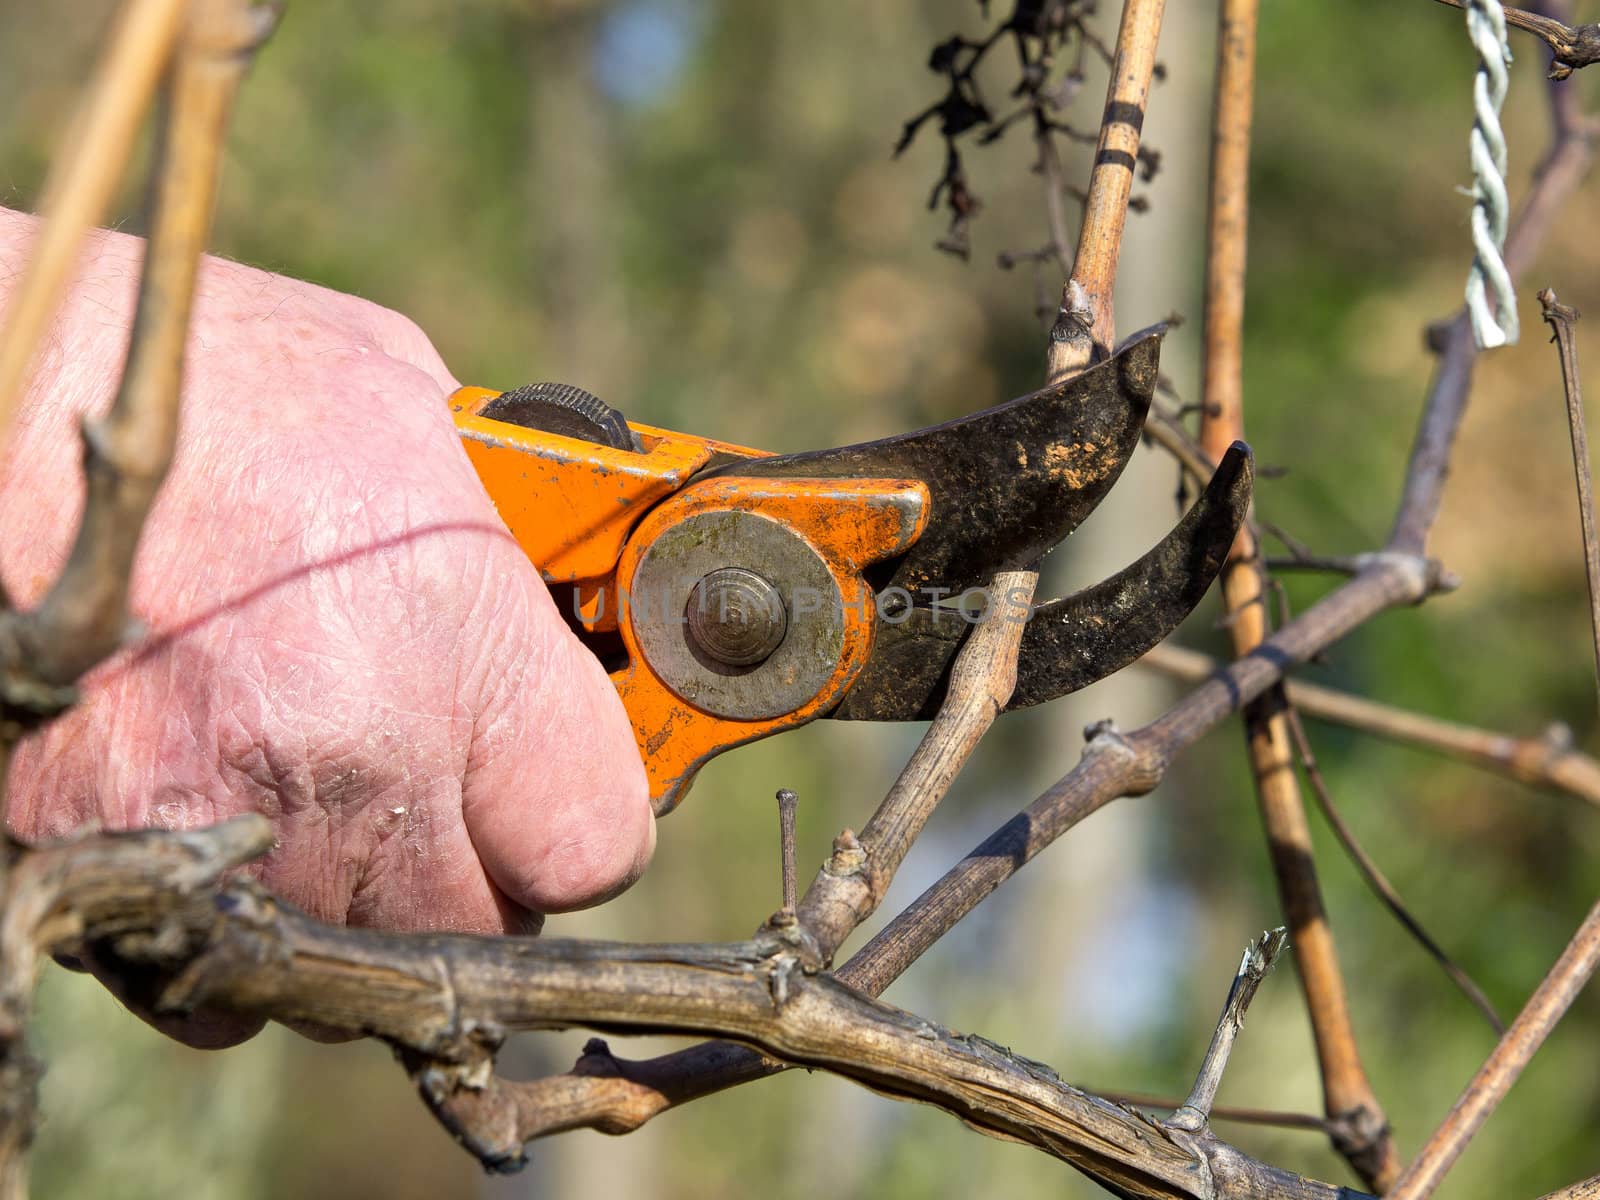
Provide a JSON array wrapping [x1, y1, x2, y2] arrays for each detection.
[[832, 442, 1253, 721], [707, 335, 1162, 598]]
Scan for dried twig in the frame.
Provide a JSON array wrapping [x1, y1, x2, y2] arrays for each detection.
[[1389, 895, 1600, 1199], [1143, 404, 1218, 489], [1285, 710, 1506, 1034], [795, 567, 1035, 961], [1167, 927, 1288, 1132], [1098, 1091, 1333, 1134], [0, 0, 191, 441], [1139, 642, 1600, 809], [1046, 0, 1166, 375], [1429, 0, 1600, 79], [0, 0, 277, 782], [1539, 289, 1600, 714], [0, 1, 272, 1191], [1194, 0, 1399, 1186], [0, 817, 273, 1200], [775, 789, 798, 919], [1538, 1176, 1600, 1200]]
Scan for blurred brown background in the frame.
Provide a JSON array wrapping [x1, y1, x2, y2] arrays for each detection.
[[2, 1, 1599, 1196]]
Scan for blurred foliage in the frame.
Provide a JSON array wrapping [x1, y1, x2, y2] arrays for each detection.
[[2, 0, 1600, 1197]]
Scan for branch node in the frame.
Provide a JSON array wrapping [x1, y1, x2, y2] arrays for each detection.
[[1540, 721, 1575, 754], [404, 1052, 527, 1176], [1049, 278, 1096, 346], [1357, 550, 1455, 603], [1538, 286, 1580, 327], [1329, 1104, 1397, 1187], [578, 1036, 614, 1066], [766, 953, 803, 1010], [1082, 719, 1164, 795], [824, 828, 866, 877]]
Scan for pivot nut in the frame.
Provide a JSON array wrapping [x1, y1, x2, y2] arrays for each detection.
[[686, 568, 788, 667]]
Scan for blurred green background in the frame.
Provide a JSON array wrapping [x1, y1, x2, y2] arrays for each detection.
[[3, 1, 1599, 1196]]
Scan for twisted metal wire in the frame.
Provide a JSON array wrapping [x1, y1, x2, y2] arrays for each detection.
[[1464, 0, 1518, 348]]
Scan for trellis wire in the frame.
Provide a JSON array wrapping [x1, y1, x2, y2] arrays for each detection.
[[1463, 0, 1518, 349]]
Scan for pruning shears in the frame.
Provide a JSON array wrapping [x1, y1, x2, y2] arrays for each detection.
[[448, 335, 1251, 814]]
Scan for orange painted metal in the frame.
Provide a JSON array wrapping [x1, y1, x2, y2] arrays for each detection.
[[449, 386, 928, 813], [611, 476, 928, 813], [450, 386, 766, 631]]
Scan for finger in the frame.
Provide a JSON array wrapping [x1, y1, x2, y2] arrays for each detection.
[[365, 309, 460, 398], [78, 942, 267, 1050], [459, 575, 655, 915]]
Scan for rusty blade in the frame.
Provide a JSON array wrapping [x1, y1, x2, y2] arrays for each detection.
[[832, 442, 1253, 721], [706, 335, 1162, 599]]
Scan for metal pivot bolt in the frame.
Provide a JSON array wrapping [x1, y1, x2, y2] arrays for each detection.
[[686, 567, 788, 667]]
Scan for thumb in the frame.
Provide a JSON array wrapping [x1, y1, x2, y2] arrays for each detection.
[[459, 574, 655, 915]]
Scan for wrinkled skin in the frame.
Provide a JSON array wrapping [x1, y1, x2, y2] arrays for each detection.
[[0, 210, 654, 1041]]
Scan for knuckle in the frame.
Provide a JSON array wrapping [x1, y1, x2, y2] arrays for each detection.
[[527, 779, 654, 912]]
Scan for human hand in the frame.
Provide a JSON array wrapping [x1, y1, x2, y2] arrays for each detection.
[[0, 209, 655, 1038]]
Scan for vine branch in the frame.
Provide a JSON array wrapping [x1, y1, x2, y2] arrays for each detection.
[[1138, 642, 1600, 810], [1429, 0, 1600, 79]]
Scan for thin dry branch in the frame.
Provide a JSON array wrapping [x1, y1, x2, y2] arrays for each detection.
[[1198, 0, 1255, 463], [1036, 114, 1077, 280], [1539, 1177, 1600, 1200], [0, 0, 276, 760], [793, 567, 1035, 962], [1195, 0, 1399, 1185], [0, 0, 190, 441], [1144, 404, 1218, 489], [1046, 0, 1166, 375], [1139, 642, 1600, 809], [0, 817, 272, 1200], [794, 0, 1171, 954], [1284, 711, 1506, 1035], [1389, 895, 1600, 1199], [775, 788, 798, 918], [1098, 1091, 1333, 1135], [1539, 290, 1600, 714], [1168, 927, 1288, 1131], [1428, 0, 1600, 79], [0, 3, 271, 1192]]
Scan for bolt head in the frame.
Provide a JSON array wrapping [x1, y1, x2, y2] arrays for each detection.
[[685, 568, 788, 667]]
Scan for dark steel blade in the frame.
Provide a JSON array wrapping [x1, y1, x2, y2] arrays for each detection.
[[832, 442, 1253, 721], [706, 334, 1162, 599]]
